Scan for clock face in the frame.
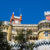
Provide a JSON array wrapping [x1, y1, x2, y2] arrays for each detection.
[[44, 31, 48, 36]]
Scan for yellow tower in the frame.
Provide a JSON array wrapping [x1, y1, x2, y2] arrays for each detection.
[[7, 25, 12, 41], [38, 11, 50, 40], [38, 20, 50, 40]]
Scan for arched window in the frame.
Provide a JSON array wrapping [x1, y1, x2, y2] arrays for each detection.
[[30, 36, 33, 40], [43, 23, 45, 28], [33, 37, 35, 40], [44, 31, 49, 37], [36, 37, 38, 40]]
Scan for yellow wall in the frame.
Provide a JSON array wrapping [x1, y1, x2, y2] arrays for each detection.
[[38, 31, 50, 40], [7, 25, 12, 41]]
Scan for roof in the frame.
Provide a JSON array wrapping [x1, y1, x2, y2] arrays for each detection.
[[44, 11, 50, 16], [14, 16, 20, 19]]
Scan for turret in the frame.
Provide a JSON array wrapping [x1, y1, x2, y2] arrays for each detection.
[[44, 11, 50, 20], [7, 25, 12, 41], [10, 12, 14, 23], [12, 12, 14, 19], [20, 14, 22, 21], [38, 11, 50, 40], [10, 12, 22, 24]]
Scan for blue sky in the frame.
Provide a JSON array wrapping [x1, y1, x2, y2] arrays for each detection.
[[0, 0, 50, 24]]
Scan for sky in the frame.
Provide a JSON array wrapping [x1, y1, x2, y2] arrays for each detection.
[[0, 0, 50, 24]]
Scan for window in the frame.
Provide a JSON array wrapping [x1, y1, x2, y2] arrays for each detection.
[[44, 31, 49, 36], [30, 36, 33, 40], [12, 19, 14, 21]]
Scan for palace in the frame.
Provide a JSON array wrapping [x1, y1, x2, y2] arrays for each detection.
[[1, 11, 50, 49], [1, 12, 38, 43]]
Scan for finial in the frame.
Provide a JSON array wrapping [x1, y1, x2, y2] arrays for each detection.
[[12, 12, 14, 14], [20, 13, 22, 16]]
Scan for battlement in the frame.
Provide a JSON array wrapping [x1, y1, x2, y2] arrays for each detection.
[[44, 11, 50, 16]]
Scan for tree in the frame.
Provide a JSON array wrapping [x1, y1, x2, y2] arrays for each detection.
[[27, 29, 32, 35], [15, 30, 25, 43], [0, 32, 11, 50], [15, 29, 26, 50], [26, 29, 32, 41], [0, 21, 11, 50], [15, 29, 32, 42], [15, 29, 33, 50]]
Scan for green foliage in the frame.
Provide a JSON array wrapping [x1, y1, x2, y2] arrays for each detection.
[[15, 29, 34, 50], [0, 32, 11, 50], [15, 29, 32, 42], [27, 29, 32, 35], [15, 33, 25, 43], [0, 21, 11, 50], [0, 21, 3, 26], [26, 43, 34, 50]]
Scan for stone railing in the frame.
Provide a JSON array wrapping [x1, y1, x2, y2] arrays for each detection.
[[38, 27, 50, 33]]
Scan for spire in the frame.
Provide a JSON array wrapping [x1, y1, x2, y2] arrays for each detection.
[[12, 12, 14, 19], [20, 13, 22, 21], [12, 12, 14, 14], [20, 13, 22, 16]]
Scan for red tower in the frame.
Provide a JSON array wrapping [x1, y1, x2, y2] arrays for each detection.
[[10, 12, 22, 24], [44, 11, 50, 20]]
